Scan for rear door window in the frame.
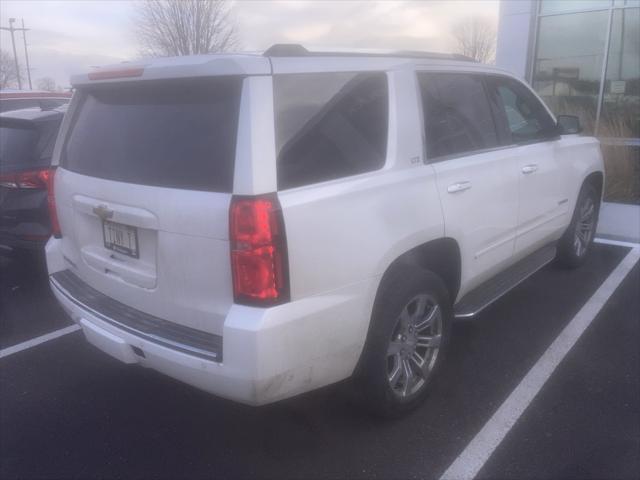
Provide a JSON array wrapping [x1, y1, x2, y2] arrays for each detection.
[[62, 77, 242, 192], [274, 72, 388, 190], [417, 72, 499, 160]]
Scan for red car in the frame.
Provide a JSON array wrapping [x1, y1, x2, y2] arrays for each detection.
[[0, 90, 71, 113]]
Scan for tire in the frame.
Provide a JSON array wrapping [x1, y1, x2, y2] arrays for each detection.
[[354, 265, 452, 417], [556, 183, 600, 269]]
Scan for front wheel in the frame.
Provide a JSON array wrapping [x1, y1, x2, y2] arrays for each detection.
[[355, 266, 452, 417], [556, 183, 600, 268]]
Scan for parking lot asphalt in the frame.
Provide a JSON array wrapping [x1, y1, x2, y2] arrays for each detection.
[[0, 243, 638, 480]]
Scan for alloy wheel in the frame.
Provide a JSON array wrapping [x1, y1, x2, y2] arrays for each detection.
[[574, 196, 596, 257], [386, 294, 442, 399]]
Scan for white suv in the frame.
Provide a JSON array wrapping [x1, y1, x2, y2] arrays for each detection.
[[45, 45, 604, 416]]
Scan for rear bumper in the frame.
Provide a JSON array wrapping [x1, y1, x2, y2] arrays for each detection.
[[0, 231, 48, 251], [46, 238, 377, 405]]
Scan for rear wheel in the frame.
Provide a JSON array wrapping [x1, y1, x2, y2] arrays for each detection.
[[556, 183, 600, 268], [355, 266, 452, 417]]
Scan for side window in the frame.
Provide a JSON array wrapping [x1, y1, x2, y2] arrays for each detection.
[[274, 72, 388, 190], [488, 77, 557, 144], [418, 73, 499, 159]]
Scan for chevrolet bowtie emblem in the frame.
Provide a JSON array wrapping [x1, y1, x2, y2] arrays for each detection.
[[93, 204, 114, 220]]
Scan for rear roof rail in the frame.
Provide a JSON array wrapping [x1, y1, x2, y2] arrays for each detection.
[[263, 44, 476, 62]]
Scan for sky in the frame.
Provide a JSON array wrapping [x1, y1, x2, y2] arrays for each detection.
[[0, 0, 498, 89]]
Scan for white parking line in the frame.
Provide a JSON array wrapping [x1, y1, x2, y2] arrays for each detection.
[[594, 237, 640, 248], [440, 245, 640, 480], [0, 324, 81, 360]]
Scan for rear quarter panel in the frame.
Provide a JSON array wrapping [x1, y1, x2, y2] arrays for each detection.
[[277, 68, 444, 358]]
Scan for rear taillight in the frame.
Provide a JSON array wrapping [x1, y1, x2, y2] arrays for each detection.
[[0, 167, 61, 238], [45, 168, 61, 238], [230, 194, 289, 306], [0, 169, 49, 189]]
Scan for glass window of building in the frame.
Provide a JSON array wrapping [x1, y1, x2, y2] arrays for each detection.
[[532, 9, 610, 134], [540, 1, 612, 15], [600, 7, 640, 139]]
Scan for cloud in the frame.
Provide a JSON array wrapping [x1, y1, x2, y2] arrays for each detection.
[[0, 0, 498, 88], [233, 0, 498, 52]]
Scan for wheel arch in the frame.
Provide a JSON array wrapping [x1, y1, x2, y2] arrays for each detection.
[[377, 237, 461, 307], [353, 237, 460, 378], [584, 170, 604, 202]]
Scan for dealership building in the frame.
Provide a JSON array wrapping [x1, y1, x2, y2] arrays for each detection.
[[496, 0, 639, 240]]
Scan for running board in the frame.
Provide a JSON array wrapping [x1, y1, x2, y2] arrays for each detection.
[[454, 244, 557, 320]]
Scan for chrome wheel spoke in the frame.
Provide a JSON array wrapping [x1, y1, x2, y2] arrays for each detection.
[[388, 355, 402, 388], [417, 334, 441, 348], [581, 202, 594, 221], [410, 351, 425, 371], [401, 359, 413, 396], [415, 304, 439, 332], [577, 228, 587, 244]]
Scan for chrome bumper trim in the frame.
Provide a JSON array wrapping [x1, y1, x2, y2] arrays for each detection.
[[50, 270, 222, 362]]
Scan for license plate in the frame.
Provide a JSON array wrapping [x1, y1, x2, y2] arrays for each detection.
[[102, 220, 139, 258]]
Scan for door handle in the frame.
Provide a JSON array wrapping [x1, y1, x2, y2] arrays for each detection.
[[522, 164, 538, 174], [447, 181, 472, 193]]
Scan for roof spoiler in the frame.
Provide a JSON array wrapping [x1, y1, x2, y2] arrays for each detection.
[[263, 44, 476, 62]]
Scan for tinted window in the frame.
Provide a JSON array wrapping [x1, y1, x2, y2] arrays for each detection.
[[0, 99, 40, 113], [274, 72, 388, 190], [488, 77, 557, 143], [39, 99, 69, 110], [418, 73, 498, 159], [0, 118, 61, 169], [62, 77, 242, 192], [0, 127, 38, 168]]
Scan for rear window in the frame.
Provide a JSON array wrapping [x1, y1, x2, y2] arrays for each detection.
[[62, 77, 242, 192], [274, 72, 388, 190], [0, 99, 39, 113], [0, 119, 60, 169]]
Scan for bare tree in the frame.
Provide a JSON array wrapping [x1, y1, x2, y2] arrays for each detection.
[[36, 77, 57, 92], [452, 17, 496, 64], [0, 49, 21, 89], [134, 0, 239, 57]]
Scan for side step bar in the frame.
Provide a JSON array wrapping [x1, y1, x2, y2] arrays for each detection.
[[454, 243, 557, 319]]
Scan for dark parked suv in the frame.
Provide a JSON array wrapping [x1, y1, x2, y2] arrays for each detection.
[[0, 107, 64, 254]]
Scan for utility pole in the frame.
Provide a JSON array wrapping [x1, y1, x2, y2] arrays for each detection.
[[0, 18, 22, 89], [21, 19, 32, 90]]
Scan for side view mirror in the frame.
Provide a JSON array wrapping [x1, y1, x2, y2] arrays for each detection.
[[557, 115, 582, 135]]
